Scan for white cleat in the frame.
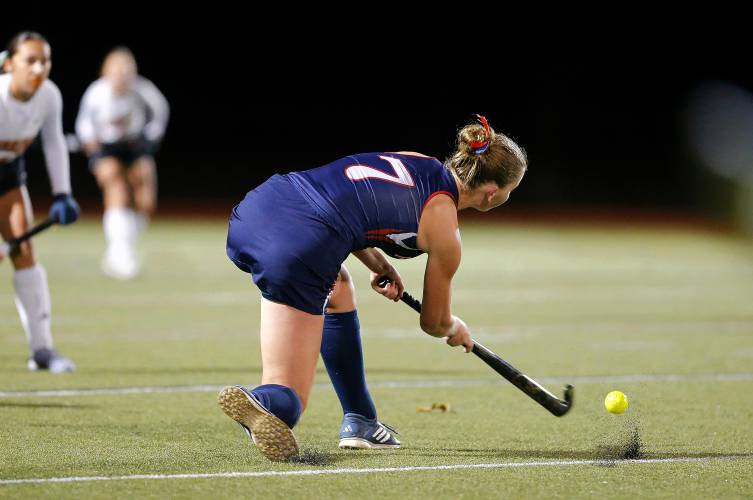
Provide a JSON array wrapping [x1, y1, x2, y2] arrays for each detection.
[[101, 250, 140, 280], [27, 348, 76, 374]]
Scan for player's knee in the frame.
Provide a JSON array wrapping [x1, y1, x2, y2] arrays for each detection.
[[101, 176, 130, 203], [11, 242, 36, 269], [128, 159, 156, 188], [95, 162, 127, 189], [134, 186, 157, 215], [328, 266, 357, 312], [338, 266, 354, 286], [95, 159, 119, 178], [99, 175, 128, 194]]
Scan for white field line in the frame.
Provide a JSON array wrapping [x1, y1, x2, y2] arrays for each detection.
[[4, 319, 750, 345], [1, 455, 752, 485], [1, 372, 752, 399]]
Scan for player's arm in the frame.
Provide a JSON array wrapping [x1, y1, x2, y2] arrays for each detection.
[[75, 85, 100, 156], [417, 195, 473, 352], [352, 247, 404, 301], [41, 83, 79, 225], [40, 83, 71, 195], [138, 77, 170, 143]]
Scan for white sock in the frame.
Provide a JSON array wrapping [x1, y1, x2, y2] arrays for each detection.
[[13, 264, 53, 353], [124, 210, 145, 247], [104, 207, 138, 260], [104, 207, 130, 251], [132, 212, 149, 238]]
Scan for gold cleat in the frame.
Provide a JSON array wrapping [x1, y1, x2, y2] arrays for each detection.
[[218, 385, 299, 462]]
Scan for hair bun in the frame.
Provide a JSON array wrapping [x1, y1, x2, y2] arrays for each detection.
[[468, 115, 491, 154]]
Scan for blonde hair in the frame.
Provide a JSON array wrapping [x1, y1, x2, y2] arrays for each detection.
[[101, 46, 137, 75], [445, 116, 527, 190]]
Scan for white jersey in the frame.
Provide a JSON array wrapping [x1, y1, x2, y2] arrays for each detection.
[[75, 76, 169, 145], [0, 73, 71, 194]]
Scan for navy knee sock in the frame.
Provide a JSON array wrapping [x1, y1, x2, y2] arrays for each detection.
[[320, 310, 376, 419], [250, 384, 302, 429]]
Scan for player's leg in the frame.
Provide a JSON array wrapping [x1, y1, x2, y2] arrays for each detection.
[[94, 156, 139, 279], [128, 155, 157, 215], [0, 186, 74, 373], [322, 265, 375, 418], [258, 297, 324, 412], [95, 156, 130, 209], [219, 297, 323, 461], [323, 265, 400, 449], [127, 155, 156, 240], [221, 173, 348, 460]]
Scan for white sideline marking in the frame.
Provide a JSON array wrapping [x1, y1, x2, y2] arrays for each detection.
[[1, 455, 751, 485], [0, 385, 222, 398], [0, 372, 752, 399]]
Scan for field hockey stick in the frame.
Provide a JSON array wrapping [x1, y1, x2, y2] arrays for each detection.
[[0, 216, 58, 259], [379, 278, 574, 417]]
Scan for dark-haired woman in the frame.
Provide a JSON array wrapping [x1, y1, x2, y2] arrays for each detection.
[[0, 32, 79, 373]]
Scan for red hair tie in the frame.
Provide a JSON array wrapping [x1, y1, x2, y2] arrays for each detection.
[[469, 114, 491, 154]]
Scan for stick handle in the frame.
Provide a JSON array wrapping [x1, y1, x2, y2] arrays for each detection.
[[399, 290, 422, 313], [378, 276, 574, 417], [4, 216, 58, 255], [471, 340, 560, 400]]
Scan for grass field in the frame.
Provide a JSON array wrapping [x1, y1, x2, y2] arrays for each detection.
[[1, 216, 753, 498]]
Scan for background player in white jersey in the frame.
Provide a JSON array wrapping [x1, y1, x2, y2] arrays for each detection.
[[75, 47, 169, 279], [0, 32, 80, 373]]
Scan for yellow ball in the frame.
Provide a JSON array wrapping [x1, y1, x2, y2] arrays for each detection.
[[604, 390, 629, 414]]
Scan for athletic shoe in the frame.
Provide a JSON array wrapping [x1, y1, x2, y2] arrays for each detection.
[[218, 385, 299, 461], [339, 412, 401, 449], [101, 247, 140, 280], [27, 348, 76, 374]]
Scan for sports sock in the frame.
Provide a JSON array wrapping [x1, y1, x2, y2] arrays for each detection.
[[13, 264, 53, 353], [251, 384, 303, 429], [320, 310, 376, 419]]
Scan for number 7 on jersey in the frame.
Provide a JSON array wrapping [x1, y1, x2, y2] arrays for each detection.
[[345, 156, 415, 187]]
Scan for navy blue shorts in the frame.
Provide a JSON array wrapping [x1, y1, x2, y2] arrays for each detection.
[[226, 174, 352, 315], [0, 156, 27, 196]]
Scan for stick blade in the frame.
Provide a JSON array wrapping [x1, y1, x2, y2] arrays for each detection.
[[550, 385, 575, 417]]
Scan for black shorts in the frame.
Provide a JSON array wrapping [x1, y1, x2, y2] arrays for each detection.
[[0, 156, 27, 196], [89, 140, 153, 172]]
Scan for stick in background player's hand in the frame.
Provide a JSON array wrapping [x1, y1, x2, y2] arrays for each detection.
[[0, 216, 58, 262]]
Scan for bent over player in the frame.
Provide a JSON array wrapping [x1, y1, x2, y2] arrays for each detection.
[[221, 116, 527, 460]]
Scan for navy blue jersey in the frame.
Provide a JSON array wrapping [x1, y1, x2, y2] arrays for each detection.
[[287, 152, 458, 259]]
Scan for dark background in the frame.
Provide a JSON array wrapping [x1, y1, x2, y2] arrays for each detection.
[[4, 19, 751, 215]]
